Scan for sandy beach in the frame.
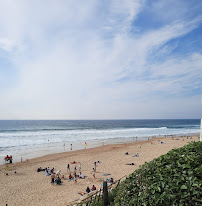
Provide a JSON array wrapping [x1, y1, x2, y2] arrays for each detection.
[[0, 135, 199, 206]]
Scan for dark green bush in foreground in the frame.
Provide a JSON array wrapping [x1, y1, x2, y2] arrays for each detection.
[[88, 141, 202, 206], [113, 141, 202, 206]]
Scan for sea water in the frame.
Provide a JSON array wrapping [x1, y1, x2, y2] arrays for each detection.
[[0, 119, 200, 163]]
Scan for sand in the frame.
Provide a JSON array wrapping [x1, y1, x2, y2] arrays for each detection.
[[0, 135, 199, 206]]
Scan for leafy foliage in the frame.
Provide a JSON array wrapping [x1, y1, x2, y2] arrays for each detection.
[[113, 141, 202, 206]]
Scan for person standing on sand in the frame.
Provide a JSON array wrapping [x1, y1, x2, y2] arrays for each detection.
[[71, 144, 72, 150], [92, 168, 95, 178], [79, 162, 81, 171], [67, 163, 70, 172], [94, 162, 97, 171], [51, 173, 55, 183]]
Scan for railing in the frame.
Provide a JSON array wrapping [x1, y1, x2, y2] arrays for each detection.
[[63, 177, 124, 206], [77, 179, 121, 206]]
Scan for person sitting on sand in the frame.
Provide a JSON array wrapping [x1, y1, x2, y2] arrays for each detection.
[[48, 167, 51, 173], [51, 173, 55, 183], [92, 185, 96, 191], [109, 178, 114, 183], [45, 170, 51, 176], [68, 173, 72, 180], [86, 186, 90, 193], [37, 167, 45, 172], [79, 172, 84, 179], [126, 163, 135, 165], [55, 177, 62, 185], [51, 167, 55, 173], [133, 153, 139, 157]]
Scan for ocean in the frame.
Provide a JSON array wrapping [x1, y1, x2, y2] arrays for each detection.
[[0, 119, 200, 163]]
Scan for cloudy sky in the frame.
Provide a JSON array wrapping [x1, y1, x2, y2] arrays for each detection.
[[0, 0, 201, 119]]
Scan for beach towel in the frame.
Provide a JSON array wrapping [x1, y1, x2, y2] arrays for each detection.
[[102, 173, 111, 176], [78, 192, 86, 196], [100, 183, 112, 186]]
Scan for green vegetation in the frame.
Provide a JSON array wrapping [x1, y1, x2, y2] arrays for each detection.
[[87, 141, 202, 206], [114, 141, 202, 205]]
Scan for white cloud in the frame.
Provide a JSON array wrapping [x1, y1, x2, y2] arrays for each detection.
[[0, 0, 201, 119]]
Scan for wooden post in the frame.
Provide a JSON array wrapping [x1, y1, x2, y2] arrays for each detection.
[[103, 181, 108, 206]]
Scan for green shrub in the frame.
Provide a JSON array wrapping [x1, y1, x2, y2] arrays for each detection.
[[113, 141, 202, 206]]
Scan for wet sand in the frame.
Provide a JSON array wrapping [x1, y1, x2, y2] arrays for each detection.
[[0, 135, 199, 206]]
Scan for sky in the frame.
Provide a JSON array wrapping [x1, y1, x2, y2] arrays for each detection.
[[0, 0, 201, 120]]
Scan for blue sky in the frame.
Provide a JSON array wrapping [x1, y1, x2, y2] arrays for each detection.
[[0, 0, 201, 119]]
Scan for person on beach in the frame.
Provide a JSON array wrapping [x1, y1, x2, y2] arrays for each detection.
[[70, 144, 72, 150], [67, 164, 70, 172], [109, 178, 114, 183], [79, 172, 84, 179], [56, 170, 61, 177], [73, 170, 77, 179], [51, 167, 55, 173], [51, 173, 55, 183], [68, 173, 72, 180], [126, 163, 135, 165], [86, 186, 90, 193], [92, 185, 96, 191], [55, 177, 62, 185], [92, 168, 95, 178], [73, 172, 77, 183], [94, 162, 97, 171], [45, 168, 51, 176], [79, 162, 81, 171]]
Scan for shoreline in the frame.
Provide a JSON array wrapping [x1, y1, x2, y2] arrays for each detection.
[[0, 132, 199, 165], [0, 134, 200, 206]]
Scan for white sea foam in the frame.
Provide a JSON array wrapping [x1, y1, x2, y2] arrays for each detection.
[[0, 126, 199, 149]]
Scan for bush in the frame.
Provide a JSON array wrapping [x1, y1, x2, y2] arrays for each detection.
[[113, 141, 202, 206]]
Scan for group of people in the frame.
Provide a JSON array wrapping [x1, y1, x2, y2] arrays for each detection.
[[51, 173, 62, 185], [46, 167, 55, 176], [39, 160, 100, 189], [68, 172, 85, 181], [86, 185, 96, 193], [37, 167, 55, 175], [66, 161, 85, 183]]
